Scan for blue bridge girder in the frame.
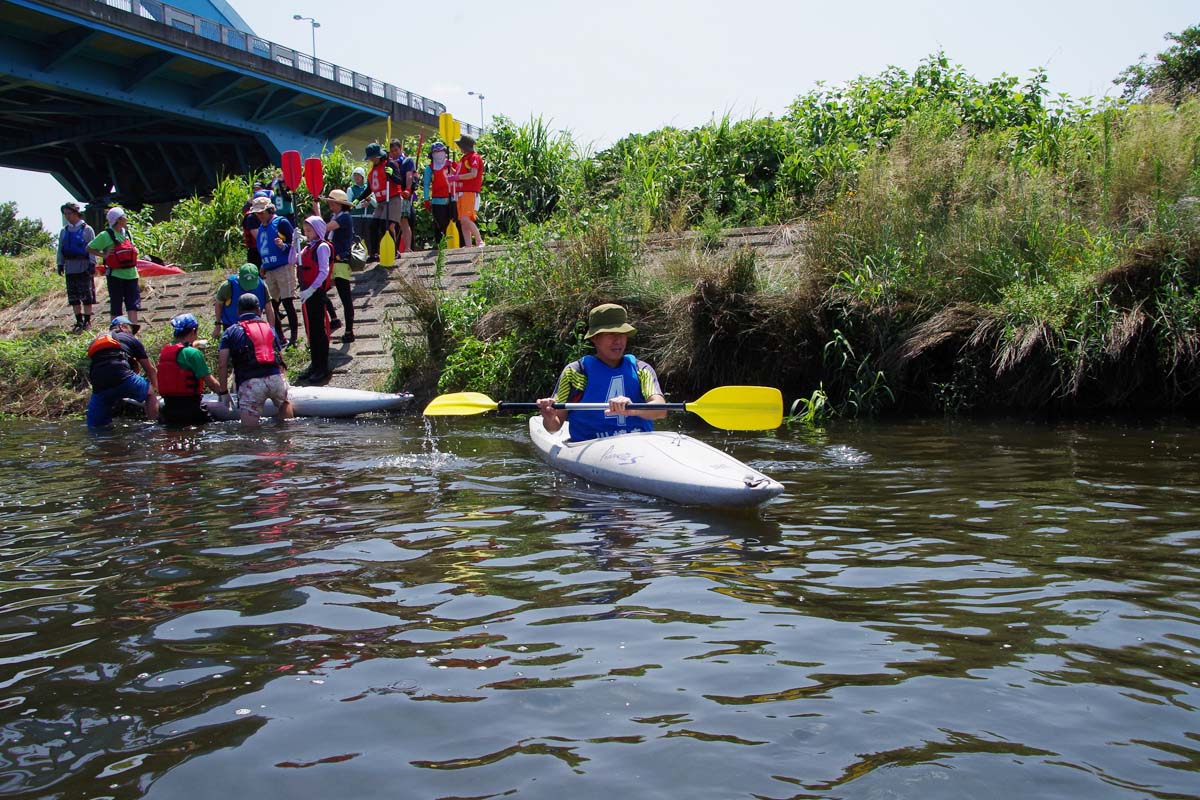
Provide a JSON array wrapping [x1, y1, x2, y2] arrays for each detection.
[[0, 0, 473, 209]]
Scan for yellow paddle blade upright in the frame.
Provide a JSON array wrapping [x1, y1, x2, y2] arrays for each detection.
[[379, 231, 396, 266], [686, 386, 783, 430], [423, 392, 500, 416]]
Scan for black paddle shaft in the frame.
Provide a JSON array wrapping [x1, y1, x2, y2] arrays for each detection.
[[498, 402, 685, 412]]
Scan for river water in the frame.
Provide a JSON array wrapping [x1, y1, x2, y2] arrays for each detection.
[[0, 414, 1197, 799]]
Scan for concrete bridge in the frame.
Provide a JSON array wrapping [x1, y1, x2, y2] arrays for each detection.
[[0, 0, 477, 213]]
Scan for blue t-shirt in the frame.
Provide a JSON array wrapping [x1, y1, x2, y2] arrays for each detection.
[[329, 210, 353, 260]]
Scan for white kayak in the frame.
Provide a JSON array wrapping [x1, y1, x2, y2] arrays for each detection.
[[528, 416, 783, 508], [202, 386, 414, 420]]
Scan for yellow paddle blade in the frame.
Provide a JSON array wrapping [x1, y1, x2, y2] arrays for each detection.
[[379, 231, 396, 266], [423, 391, 500, 416], [687, 385, 783, 430]]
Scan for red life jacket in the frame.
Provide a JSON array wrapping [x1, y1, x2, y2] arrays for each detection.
[[455, 152, 484, 193], [243, 319, 277, 366], [157, 343, 202, 397], [428, 164, 454, 199], [104, 228, 139, 270], [299, 241, 332, 292], [369, 159, 410, 203], [242, 210, 258, 250]]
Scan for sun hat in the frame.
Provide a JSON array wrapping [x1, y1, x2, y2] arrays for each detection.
[[322, 189, 351, 207], [253, 189, 272, 199], [455, 133, 476, 149], [364, 142, 384, 160], [238, 263, 260, 291], [106, 207, 127, 227], [352, 166, 365, 178], [585, 303, 636, 340], [248, 196, 272, 214], [170, 313, 199, 336], [237, 293, 261, 313], [430, 142, 447, 154], [110, 315, 133, 329], [61, 201, 81, 215]]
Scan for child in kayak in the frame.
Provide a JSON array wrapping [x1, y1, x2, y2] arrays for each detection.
[[536, 304, 666, 441]]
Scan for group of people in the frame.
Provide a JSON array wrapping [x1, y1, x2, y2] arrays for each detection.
[[85, 293, 292, 431], [56, 204, 141, 334], [64, 132, 501, 431], [350, 132, 485, 260], [83, 297, 663, 442]]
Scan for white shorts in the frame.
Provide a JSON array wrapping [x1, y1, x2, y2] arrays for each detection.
[[237, 373, 289, 416]]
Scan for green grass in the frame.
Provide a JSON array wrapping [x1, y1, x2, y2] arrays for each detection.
[[0, 248, 59, 309]]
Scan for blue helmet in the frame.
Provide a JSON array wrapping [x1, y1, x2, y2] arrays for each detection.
[[171, 313, 199, 336]]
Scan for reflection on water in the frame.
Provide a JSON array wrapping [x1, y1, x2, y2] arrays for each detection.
[[0, 416, 1197, 799]]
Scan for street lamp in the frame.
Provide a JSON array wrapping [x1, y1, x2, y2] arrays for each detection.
[[468, 90, 485, 132], [292, 14, 320, 60]]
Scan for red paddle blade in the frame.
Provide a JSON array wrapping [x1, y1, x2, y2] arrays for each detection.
[[304, 157, 324, 197], [281, 150, 302, 191]]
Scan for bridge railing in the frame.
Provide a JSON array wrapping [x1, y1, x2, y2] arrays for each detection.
[[96, 0, 481, 137]]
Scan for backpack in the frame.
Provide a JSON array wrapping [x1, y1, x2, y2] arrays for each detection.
[[104, 227, 139, 270], [62, 226, 88, 259]]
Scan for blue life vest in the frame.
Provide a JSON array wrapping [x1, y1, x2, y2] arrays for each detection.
[[257, 216, 290, 270], [62, 225, 88, 258], [567, 354, 654, 442], [220, 276, 269, 326]]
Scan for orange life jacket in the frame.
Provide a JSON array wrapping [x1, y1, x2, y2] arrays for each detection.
[[86, 333, 125, 359]]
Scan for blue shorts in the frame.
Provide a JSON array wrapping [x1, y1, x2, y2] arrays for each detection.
[[86, 373, 149, 428]]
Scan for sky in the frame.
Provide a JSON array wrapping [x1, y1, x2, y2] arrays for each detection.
[[3, 0, 1196, 231]]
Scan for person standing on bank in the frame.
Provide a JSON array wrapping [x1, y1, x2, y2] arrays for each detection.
[[293, 215, 333, 384], [388, 138, 417, 254], [536, 303, 666, 442], [346, 166, 376, 243], [85, 315, 158, 428], [250, 195, 298, 348], [88, 207, 142, 329], [422, 142, 458, 245], [365, 142, 407, 261], [217, 293, 294, 429], [317, 190, 356, 343], [450, 134, 485, 248], [157, 313, 223, 427], [56, 202, 96, 332]]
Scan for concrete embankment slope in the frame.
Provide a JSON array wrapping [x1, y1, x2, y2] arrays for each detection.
[[0, 226, 801, 390]]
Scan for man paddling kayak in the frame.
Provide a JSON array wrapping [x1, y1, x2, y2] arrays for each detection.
[[536, 303, 666, 441]]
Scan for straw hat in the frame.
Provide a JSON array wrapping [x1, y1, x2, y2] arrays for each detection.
[[321, 189, 351, 207]]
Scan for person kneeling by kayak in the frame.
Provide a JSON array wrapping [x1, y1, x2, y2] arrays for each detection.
[[158, 313, 223, 427], [216, 293, 294, 429], [536, 303, 666, 441], [86, 316, 158, 428]]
